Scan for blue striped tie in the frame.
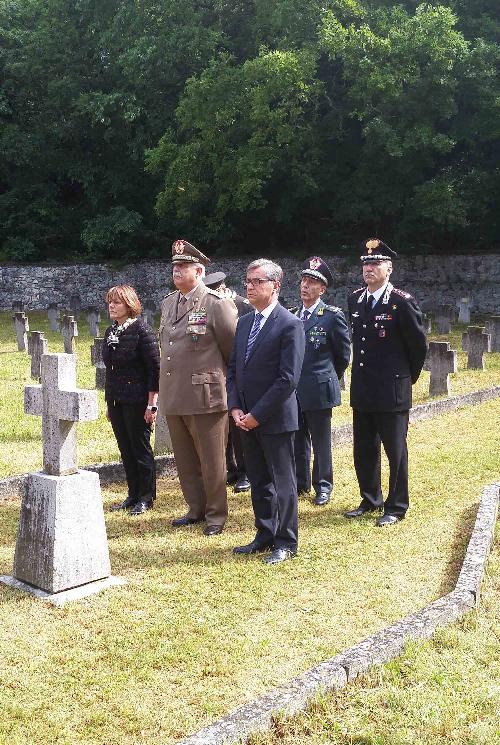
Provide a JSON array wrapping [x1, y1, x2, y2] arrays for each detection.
[[245, 312, 264, 362]]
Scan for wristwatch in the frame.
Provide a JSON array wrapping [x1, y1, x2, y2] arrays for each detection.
[[146, 405, 158, 413]]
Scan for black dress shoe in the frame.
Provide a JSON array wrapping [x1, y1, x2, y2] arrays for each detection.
[[314, 492, 331, 506], [226, 472, 239, 486], [233, 476, 251, 493], [204, 525, 224, 536], [110, 497, 137, 511], [233, 540, 273, 555], [344, 504, 381, 518], [128, 501, 152, 515], [171, 515, 204, 527], [376, 514, 404, 527], [263, 548, 297, 564]]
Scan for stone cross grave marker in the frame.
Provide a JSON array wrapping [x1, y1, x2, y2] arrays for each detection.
[[61, 315, 78, 354], [91, 337, 106, 390], [423, 341, 457, 396], [485, 316, 500, 352], [461, 326, 491, 370], [87, 308, 101, 338], [142, 301, 156, 328], [47, 303, 60, 331], [436, 304, 454, 335], [0, 353, 124, 602], [457, 297, 471, 324], [28, 331, 48, 381], [422, 313, 432, 334], [13, 312, 29, 352]]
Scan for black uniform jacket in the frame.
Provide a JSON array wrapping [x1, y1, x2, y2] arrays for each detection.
[[296, 300, 351, 411], [348, 283, 427, 412], [102, 318, 160, 404]]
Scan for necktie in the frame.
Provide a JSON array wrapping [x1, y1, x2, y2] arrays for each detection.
[[245, 312, 264, 362], [177, 295, 187, 315], [302, 310, 310, 323], [367, 295, 375, 310]]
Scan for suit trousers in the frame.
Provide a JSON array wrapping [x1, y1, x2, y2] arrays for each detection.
[[108, 401, 156, 506], [167, 412, 228, 526], [295, 407, 333, 495], [242, 429, 298, 551], [226, 417, 246, 479], [353, 410, 409, 517]]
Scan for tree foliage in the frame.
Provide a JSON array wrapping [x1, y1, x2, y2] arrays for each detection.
[[0, 0, 498, 261]]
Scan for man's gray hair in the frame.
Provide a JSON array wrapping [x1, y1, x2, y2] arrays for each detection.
[[247, 259, 283, 284], [194, 263, 206, 278]]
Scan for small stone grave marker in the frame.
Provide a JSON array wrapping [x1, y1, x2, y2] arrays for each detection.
[[28, 331, 48, 381], [47, 303, 60, 331], [70, 293, 82, 318], [91, 337, 106, 390], [12, 300, 23, 313], [436, 305, 454, 335], [61, 315, 78, 354], [485, 316, 500, 352], [87, 308, 101, 338], [457, 297, 471, 324], [142, 302, 156, 328], [422, 313, 432, 334], [154, 414, 172, 454], [13, 312, 29, 352], [462, 326, 491, 370], [423, 341, 457, 396]]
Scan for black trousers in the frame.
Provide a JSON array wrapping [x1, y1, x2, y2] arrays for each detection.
[[226, 418, 246, 479], [108, 401, 156, 506], [242, 429, 298, 551], [353, 409, 409, 517], [295, 407, 333, 495]]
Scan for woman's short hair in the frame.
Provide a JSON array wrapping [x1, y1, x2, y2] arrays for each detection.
[[105, 285, 142, 318]]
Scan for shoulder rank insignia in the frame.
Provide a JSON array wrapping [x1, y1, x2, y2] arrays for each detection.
[[392, 287, 412, 300], [352, 287, 365, 296], [323, 304, 342, 313], [207, 288, 223, 298]]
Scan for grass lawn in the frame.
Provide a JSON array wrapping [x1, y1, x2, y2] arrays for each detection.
[[0, 399, 499, 744], [0, 311, 499, 478]]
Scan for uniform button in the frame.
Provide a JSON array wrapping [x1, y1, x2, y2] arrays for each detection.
[[167, 356, 171, 360], [166, 372, 171, 376], [359, 362, 364, 367], [363, 324, 367, 328], [172, 327, 176, 330], [361, 350, 364, 354], [169, 341, 173, 346], [362, 337, 366, 341]]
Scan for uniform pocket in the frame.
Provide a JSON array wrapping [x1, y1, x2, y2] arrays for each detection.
[[192, 371, 223, 408], [394, 375, 411, 407]]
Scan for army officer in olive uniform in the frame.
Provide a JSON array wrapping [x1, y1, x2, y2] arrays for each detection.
[[158, 240, 237, 535], [294, 257, 351, 505], [344, 239, 427, 526]]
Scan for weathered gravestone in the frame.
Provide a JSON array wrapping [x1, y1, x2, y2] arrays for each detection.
[[485, 316, 500, 352], [462, 326, 491, 370], [436, 305, 454, 335], [142, 302, 156, 328], [457, 297, 471, 324], [13, 312, 29, 352], [61, 315, 78, 354], [91, 337, 106, 390], [70, 293, 82, 318], [12, 300, 23, 313], [423, 341, 457, 396], [154, 414, 172, 454], [87, 308, 101, 338], [47, 303, 60, 332], [0, 353, 124, 604], [28, 331, 48, 381], [422, 313, 432, 335]]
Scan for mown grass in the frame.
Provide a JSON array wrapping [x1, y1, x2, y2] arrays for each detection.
[[249, 546, 500, 745], [0, 399, 499, 745], [0, 311, 499, 477]]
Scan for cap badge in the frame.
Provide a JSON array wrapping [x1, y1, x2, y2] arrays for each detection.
[[366, 239, 380, 251], [173, 240, 184, 254], [309, 257, 321, 270]]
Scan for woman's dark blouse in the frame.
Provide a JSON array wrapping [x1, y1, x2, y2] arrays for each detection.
[[102, 318, 160, 404]]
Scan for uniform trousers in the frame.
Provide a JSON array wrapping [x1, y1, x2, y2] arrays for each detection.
[[295, 407, 333, 495], [166, 412, 228, 526], [108, 401, 156, 506], [353, 409, 409, 517], [242, 429, 298, 551]]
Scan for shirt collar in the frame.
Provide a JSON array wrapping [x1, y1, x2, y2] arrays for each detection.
[[367, 281, 389, 303], [180, 280, 203, 301], [301, 298, 321, 317], [255, 298, 278, 319]]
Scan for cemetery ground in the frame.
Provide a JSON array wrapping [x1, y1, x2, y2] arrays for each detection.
[[0, 312, 498, 745], [0, 311, 499, 477]]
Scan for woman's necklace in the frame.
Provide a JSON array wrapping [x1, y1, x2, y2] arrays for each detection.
[[107, 317, 137, 347]]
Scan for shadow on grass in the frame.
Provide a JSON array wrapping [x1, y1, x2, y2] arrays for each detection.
[[437, 501, 478, 596]]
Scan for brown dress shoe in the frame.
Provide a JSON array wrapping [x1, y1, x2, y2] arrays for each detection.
[[171, 515, 204, 527], [203, 525, 224, 536]]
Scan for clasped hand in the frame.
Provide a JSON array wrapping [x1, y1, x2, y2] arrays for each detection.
[[231, 409, 258, 431]]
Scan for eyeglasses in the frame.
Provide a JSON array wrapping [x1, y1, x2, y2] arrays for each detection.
[[243, 278, 273, 287]]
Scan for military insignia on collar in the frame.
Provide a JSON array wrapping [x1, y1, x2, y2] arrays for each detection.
[[392, 304, 397, 309], [352, 311, 359, 318], [316, 307, 324, 316], [309, 257, 321, 270], [173, 240, 184, 254]]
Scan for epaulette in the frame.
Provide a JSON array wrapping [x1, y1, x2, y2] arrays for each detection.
[[162, 290, 176, 300], [207, 288, 224, 298], [288, 306, 299, 315], [392, 287, 412, 300], [323, 304, 342, 313], [352, 287, 365, 295]]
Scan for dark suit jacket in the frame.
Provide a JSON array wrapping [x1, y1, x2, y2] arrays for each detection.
[[348, 283, 427, 412], [296, 300, 351, 411], [226, 302, 305, 434]]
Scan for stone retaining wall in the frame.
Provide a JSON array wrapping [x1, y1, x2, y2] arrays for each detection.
[[1, 254, 499, 313]]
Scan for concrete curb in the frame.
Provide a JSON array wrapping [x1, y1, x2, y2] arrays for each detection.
[[177, 481, 499, 745], [1, 386, 499, 503]]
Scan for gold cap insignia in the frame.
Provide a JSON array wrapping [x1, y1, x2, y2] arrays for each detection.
[[309, 257, 322, 270], [366, 239, 380, 251], [173, 240, 184, 254]]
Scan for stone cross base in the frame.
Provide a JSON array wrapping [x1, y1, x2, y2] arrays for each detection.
[[0, 574, 126, 608], [12, 469, 111, 594]]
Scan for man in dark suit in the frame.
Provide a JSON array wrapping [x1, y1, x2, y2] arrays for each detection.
[[344, 239, 427, 526], [204, 271, 252, 493], [294, 257, 351, 505], [226, 258, 305, 564]]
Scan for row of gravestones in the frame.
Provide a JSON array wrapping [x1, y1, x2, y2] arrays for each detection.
[[12, 300, 158, 329]]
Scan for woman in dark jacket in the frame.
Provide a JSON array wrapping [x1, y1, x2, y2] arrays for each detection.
[[103, 285, 160, 515]]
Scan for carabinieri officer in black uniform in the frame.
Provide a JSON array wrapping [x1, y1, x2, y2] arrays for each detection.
[[344, 239, 427, 526], [295, 257, 351, 505]]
